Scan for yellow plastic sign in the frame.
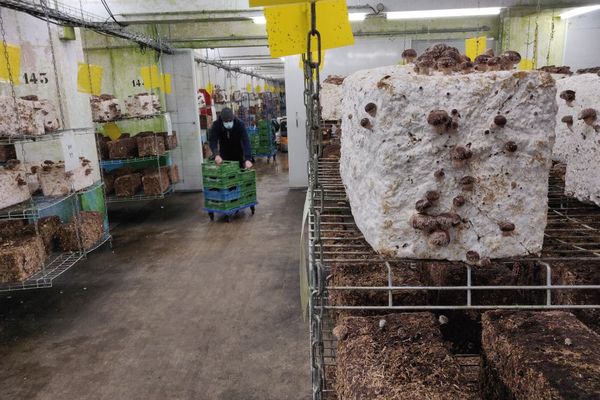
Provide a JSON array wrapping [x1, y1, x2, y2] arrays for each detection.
[[77, 63, 103, 95], [161, 73, 172, 94], [249, 0, 318, 6], [465, 36, 486, 61], [246, 83, 252, 92], [0, 43, 20, 84], [140, 65, 161, 89], [519, 58, 535, 70], [264, 0, 354, 58], [255, 85, 262, 93], [206, 81, 214, 95], [103, 122, 121, 141]]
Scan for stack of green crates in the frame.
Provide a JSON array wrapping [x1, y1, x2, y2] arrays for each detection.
[[202, 160, 257, 212], [251, 120, 274, 156]]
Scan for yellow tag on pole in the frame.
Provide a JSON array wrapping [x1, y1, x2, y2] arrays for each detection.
[[255, 85, 262, 93], [161, 73, 172, 94], [246, 83, 252, 92], [103, 122, 121, 141], [519, 58, 535, 70], [140, 65, 161, 89], [77, 63, 103, 95], [465, 36, 486, 61], [0, 44, 20, 84], [206, 82, 214, 95], [264, 0, 354, 58]]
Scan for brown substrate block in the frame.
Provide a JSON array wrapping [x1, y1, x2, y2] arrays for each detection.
[[96, 134, 110, 160], [103, 172, 115, 195], [114, 173, 142, 197], [142, 167, 170, 195], [57, 211, 104, 251], [22, 216, 61, 253], [329, 262, 426, 320], [158, 131, 177, 150], [553, 262, 600, 333], [423, 260, 544, 306], [167, 164, 180, 184], [0, 220, 26, 242], [322, 143, 341, 159], [0, 236, 45, 283], [0, 144, 16, 162], [335, 313, 475, 400], [481, 310, 600, 399], [136, 134, 166, 157], [107, 137, 137, 159]]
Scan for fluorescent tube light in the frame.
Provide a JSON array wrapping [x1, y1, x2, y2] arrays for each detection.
[[348, 12, 367, 21], [560, 5, 600, 19], [386, 7, 502, 20], [251, 16, 266, 24]]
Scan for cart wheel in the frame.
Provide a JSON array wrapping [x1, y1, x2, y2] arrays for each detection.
[[208, 212, 214, 221], [251, 206, 255, 215]]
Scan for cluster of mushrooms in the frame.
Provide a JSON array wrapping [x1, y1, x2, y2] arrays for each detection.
[[401, 44, 522, 75], [558, 89, 599, 132], [407, 106, 519, 265]]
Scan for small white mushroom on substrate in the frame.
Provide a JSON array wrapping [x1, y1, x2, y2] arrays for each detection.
[[438, 315, 449, 325], [564, 338, 572, 346], [333, 325, 348, 341], [378, 318, 387, 329]]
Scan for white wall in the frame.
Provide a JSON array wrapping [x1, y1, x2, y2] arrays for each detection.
[[563, 9, 600, 70], [162, 50, 203, 191], [0, 8, 99, 180], [286, 36, 413, 188]]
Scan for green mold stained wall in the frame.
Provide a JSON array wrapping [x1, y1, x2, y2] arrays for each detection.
[[82, 29, 168, 135], [500, 9, 566, 69]]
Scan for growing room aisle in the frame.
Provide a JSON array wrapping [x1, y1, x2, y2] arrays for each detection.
[[0, 154, 309, 400]]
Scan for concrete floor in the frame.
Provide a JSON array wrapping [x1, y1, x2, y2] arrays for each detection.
[[0, 155, 310, 400]]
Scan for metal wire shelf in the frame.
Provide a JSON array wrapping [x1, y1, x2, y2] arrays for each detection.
[[0, 181, 104, 220], [0, 251, 84, 292], [308, 157, 600, 399], [93, 112, 166, 124], [99, 151, 171, 168], [106, 185, 173, 203], [0, 127, 94, 145]]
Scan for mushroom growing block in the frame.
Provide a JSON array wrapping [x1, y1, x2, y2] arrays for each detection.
[[124, 93, 159, 117], [552, 73, 600, 206], [0, 167, 31, 209], [320, 75, 345, 121], [340, 66, 557, 261]]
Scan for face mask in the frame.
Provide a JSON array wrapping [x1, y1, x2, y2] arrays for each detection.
[[223, 121, 234, 129]]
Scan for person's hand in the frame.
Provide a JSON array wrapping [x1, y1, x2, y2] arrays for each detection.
[[215, 155, 223, 165], [244, 160, 253, 169]]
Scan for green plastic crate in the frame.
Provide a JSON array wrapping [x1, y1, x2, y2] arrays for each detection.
[[203, 175, 243, 190], [202, 160, 240, 178], [204, 197, 240, 211], [239, 169, 256, 183]]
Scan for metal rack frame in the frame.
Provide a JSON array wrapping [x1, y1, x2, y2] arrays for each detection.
[[0, 127, 94, 145], [307, 158, 600, 398]]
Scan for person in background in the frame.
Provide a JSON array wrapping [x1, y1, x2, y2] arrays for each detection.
[[209, 107, 253, 169]]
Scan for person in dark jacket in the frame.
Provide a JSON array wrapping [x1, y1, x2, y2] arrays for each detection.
[[209, 107, 253, 169]]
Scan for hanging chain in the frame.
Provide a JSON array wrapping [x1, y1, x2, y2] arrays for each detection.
[[41, 0, 67, 129]]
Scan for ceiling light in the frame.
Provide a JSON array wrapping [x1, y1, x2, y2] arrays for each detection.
[[560, 5, 600, 19], [386, 7, 502, 20], [251, 16, 266, 24], [348, 13, 367, 22]]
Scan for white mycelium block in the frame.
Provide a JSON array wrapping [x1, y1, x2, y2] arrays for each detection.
[[553, 73, 600, 206], [340, 65, 557, 262]]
